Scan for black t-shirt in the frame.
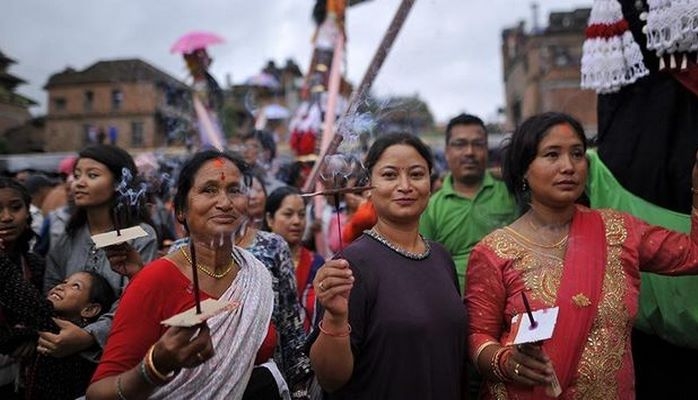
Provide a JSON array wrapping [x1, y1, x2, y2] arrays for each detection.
[[315, 234, 468, 400]]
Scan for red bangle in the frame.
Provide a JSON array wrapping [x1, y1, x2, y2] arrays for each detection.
[[318, 320, 351, 337]]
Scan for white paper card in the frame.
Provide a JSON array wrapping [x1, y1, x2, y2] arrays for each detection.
[[161, 298, 239, 327], [91, 226, 148, 249], [511, 306, 559, 345]]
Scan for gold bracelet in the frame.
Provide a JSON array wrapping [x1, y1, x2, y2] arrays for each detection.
[[145, 344, 177, 383], [490, 346, 509, 382], [472, 341, 499, 369], [498, 348, 514, 380]]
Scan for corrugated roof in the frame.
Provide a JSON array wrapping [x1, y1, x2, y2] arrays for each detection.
[[44, 58, 188, 90]]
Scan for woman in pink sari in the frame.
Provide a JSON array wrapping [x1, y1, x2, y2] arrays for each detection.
[[465, 112, 698, 399]]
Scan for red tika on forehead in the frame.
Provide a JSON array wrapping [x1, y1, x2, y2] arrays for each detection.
[[213, 157, 226, 180]]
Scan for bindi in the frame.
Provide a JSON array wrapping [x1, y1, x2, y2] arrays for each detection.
[[213, 158, 226, 180]]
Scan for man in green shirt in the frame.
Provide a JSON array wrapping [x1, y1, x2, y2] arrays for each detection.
[[420, 114, 517, 291]]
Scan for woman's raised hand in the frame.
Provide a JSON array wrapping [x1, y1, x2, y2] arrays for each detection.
[[507, 343, 556, 387], [313, 259, 354, 320], [151, 323, 214, 375], [104, 242, 143, 278]]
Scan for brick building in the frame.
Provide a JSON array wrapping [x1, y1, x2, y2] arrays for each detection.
[[44, 59, 191, 151], [501, 8, 597, 136]]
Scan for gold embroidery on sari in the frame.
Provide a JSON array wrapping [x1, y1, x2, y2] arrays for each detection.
[[572, 293, 591, 307], [482, 229, 562, 306], [482, 211, 631, 399], [573, 210, 629, 399], [488, 381, 509, 399]]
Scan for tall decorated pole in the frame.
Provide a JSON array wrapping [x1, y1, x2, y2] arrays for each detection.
[[303, 0, 417, 193], [310, 0, 347, 257]]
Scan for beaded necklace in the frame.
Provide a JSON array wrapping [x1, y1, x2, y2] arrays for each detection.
[[364, 228, 431, 260], [180, 247, 235, 279]]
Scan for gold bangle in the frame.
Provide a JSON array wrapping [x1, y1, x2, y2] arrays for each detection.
[[472, 341, 499, 368], [318, 320, 351, 337], [145, 344, 177, 383], [490, 346, 510, 382], [498, 347, 514, 380]]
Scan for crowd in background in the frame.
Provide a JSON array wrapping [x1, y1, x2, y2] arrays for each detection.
[[1, 110, 698, 399]]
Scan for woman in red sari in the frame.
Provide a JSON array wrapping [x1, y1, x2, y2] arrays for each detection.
[[264, 186, 324, 332], [465, 112, 698, 399]]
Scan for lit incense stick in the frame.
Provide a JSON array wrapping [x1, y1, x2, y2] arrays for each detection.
[[521, 291, 538, 329]]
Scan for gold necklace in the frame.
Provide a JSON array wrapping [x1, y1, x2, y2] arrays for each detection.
[[504, 226, 569, 249], [179, 247, 235, 279]]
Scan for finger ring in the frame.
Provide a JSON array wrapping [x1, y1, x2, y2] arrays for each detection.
[[514, 362, 521, 376], [196, 352, 204, 362], [319, 281, 325, 291]]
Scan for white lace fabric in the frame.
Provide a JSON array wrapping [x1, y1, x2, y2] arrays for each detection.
[[581, 0, 650, 93]]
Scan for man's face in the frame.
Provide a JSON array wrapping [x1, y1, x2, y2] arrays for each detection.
[[445, 124, 488, 185]]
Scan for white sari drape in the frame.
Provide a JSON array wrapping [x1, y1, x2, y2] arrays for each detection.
[[151, 247, 274, 400]]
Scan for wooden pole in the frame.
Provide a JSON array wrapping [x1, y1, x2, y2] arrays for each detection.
[[303, 0, 417, 192]]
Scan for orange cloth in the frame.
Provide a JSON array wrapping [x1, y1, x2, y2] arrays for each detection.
[[342, 200, 377, 244]]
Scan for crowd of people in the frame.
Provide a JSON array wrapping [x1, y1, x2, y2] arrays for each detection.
[[1, 109, 697, 400]]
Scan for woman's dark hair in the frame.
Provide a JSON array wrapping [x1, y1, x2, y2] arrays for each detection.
[[261, 186, 302, 232], [84, 271, 116, 321], [364, 132, 433, 174], [243, 130, 277, 161], [173, 150, 250, 232], [502, 112, 587, 213], [67, 144, 152, 235], [249, 169, 268, 198], [0, 177, 33, 255]]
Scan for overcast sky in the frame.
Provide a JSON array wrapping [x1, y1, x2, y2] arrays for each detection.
[[2, 0, 591, 124]]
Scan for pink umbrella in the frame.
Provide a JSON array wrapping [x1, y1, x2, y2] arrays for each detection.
[[170, 31, 224, 54]]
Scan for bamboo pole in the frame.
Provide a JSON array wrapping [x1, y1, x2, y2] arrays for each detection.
[[303, 0, 417, 192]]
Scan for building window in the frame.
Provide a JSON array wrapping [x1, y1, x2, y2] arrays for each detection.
[[84, 91, 94, 112], [551, 46, 573, 67], [131, 122, 144, 148], [53, 97, 66, 112], [112, 89, 123, 111]]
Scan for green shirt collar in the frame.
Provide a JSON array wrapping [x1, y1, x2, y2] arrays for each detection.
[[441, 171, 495, 198]]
